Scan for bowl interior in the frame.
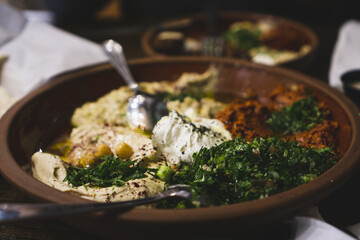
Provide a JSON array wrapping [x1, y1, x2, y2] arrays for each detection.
[[0, 57, 359, 237]]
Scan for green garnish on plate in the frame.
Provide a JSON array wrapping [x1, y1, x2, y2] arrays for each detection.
[[163, 136, 337, 206], [266, 95, 325, 135], [63, 155, 149, 188], [224, 28, 261, 51]]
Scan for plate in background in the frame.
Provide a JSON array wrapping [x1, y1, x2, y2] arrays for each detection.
[[142, 12, 318, 72]]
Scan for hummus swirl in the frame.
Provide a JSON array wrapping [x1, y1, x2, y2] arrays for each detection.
[[31, 66, 229, 203], [32, 152, 165, 203]]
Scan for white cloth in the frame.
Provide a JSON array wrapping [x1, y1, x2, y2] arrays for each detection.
[[0, 20, 108, 98], [329, 20, 360, 91], [293, 217, 356, 240], [348, 223, 360, 239], [289, 206, 355, 239]]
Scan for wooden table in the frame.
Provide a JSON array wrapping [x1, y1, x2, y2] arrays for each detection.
[[0, 10, 359, 239]]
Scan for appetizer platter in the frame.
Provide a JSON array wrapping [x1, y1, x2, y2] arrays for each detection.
[[0, 57, 359, 238], [142, 12, 318, 71]]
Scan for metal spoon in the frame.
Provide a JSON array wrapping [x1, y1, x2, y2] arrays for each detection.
[[102, 39, 168, 131], [0, 185, 206, 223]]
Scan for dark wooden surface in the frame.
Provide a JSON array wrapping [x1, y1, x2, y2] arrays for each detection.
[[0, 175, 100, 240], [1, 3, 359, 239]]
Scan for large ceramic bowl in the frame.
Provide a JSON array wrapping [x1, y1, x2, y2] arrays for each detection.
[[142, 12, 318, 72], [0, 57, 359, 239]]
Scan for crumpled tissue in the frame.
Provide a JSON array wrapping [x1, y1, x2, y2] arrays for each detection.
[[0, 20, 108, 99]]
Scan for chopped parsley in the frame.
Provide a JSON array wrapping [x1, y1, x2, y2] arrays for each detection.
[[266, 95, 325, 135], [224, 28, 261, 51], [156, 165, 175, 182], [164, 137, 337, 206], [63, 155, 149, 188]]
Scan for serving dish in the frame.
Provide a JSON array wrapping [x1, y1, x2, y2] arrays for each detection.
[[142, 12, 318, 72], [0, 57, 359, 238]]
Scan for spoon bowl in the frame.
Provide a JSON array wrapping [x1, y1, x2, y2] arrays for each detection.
[[102, 40, 168, 131]]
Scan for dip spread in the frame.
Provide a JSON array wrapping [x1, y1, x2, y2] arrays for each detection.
[[32, 66, 229, 203], [152, 111, 231, 165]]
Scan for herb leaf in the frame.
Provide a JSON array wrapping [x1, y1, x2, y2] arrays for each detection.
[[63, 155, 148, 188], [224, 28, 261, 51], [266, 95, 324, 135], [167, 137, 337, 206]]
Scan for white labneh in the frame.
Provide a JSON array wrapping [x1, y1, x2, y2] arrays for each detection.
[[152, 111, 231, 165]]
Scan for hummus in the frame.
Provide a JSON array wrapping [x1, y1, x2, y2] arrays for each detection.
[[66, 124, 152, 167], [249, 45, 311, 66], [32, 152, 164, 203], [166, 96, 226, 119], [31, 66, 229, 203], [71, 65, 223, 127]]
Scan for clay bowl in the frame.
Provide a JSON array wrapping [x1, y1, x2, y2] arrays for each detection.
[[0, 57, 359, 239], [142, 11, 318, 72]]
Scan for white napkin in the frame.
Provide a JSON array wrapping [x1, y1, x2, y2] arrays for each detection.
[[288, 206, 355, 239], [329, 19, 360, 91], [0, 20, 108, 98], [293, 217, 356, 240]]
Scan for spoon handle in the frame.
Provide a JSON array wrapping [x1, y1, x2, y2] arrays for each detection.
[[102, 39, 139, 91], [0, 193, 169, 223]]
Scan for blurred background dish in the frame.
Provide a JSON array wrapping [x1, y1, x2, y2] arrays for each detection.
[[141, 12, 318, 71], [0, 57, 359, 239]]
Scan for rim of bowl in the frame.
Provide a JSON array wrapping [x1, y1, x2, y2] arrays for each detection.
[[0, 57, 358, 224]]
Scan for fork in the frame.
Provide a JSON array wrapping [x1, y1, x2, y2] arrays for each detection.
[[201, 36, 224, 57], [0, 185, 207, 223]]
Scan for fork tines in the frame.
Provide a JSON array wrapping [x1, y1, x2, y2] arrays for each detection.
[[201, 36, 224, 57]]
